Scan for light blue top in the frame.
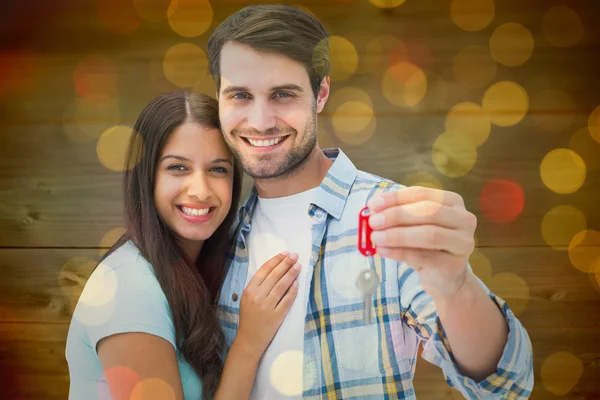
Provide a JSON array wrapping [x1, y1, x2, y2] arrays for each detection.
[[65, 240, 203, 400]]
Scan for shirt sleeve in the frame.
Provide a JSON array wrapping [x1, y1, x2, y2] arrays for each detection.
[[398, 263, 534, 399], [74, 255, 177, 355]]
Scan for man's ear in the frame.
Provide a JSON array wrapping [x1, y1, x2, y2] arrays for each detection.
[[316, 76, 330, 113], [215, 90, 219, 101]]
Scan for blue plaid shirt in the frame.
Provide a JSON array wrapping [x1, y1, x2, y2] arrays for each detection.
[[217, 148, 534, 399]]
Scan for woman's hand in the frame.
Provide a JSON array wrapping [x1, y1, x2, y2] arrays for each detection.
[[235, 251, 301, 358]]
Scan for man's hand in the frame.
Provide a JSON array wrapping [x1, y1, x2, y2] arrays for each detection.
[[367, 186, 477, 298]]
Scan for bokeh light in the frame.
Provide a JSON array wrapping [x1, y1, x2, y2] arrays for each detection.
[[382, 62, 427, 108], [401, 42, 434, 73], [163, 43, 208, 88], [445, 102, 491, 147], [97, 125, 141, 172], [541, 205, 587, 250], [453, 45, 497, 89], [270, 351, 316, 396], [542, 5, 585, 48], [59, 257, 98, 311], [365, 35, 403, 73], [450, 0, 495, 31], [469, 250, 492, 280], [100, 227, 127, 256], [133, 0, 171, 22], [130, 378, 176, 400], [328, 36, 359, 82], [432, 131, 477, 178], [569, 127, 600, 171], [77, 262, 118, 307], [568, 230, 600, 274], [98, 0, 142, 35], [487, 272, 529, 316], [588, 105, 600, 144], [479, 180, 525, 223], [368, 0, 407, 9], [168, 0, 213, 38], [73, 56, 118, 101], [541, 352, 584, 396], [62, 97, 121, 143], [489, 23, 534, 67], [99, 366, 140, 400], [402, 172, 443, 190], [482, 81, 529, 127], [332, 101, 376, 145], [540, 148, 586, 194], [531, 89, 576, 133]]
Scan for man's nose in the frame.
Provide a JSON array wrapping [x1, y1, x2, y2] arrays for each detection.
[[247, 99, 277, 132]]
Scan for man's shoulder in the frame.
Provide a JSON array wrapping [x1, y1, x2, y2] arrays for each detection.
[[351, 169, 405, 196]]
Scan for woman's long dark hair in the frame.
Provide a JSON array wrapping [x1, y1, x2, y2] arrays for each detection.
[[100, 91, 242, 399]]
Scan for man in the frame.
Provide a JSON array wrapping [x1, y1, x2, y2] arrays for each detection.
[[208, 4, 533, 399]]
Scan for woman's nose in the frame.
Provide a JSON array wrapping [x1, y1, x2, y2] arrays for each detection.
[[185, 172, 212, 201]]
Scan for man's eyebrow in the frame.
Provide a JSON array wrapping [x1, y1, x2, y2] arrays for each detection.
[[271, 84, 304, 92], [160, 155, 190, 163], [221, 86, 248, 95]]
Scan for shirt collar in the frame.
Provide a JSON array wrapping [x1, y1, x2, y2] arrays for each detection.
[[237, 148, 358, 225]]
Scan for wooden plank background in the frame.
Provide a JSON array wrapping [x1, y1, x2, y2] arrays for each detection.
[[1, 0, 599, 398]]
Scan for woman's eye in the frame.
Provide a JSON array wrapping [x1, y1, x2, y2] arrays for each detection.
[[212, 167, 229, 173], [167, 164, 186, 172]]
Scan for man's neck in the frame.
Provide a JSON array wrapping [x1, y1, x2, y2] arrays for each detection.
[[254, 146, 333, 199]]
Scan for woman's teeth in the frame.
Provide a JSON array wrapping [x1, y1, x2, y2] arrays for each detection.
[[181, 206, 210, 216], [246, 137, 286, 147]]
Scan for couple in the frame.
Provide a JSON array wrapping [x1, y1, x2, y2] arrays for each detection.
[[66, 4, 534, 400]]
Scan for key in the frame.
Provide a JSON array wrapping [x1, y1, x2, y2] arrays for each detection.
[[356, 268, 380, 324]]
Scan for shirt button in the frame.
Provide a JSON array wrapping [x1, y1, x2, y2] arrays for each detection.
[[232, 293, 239, 302]]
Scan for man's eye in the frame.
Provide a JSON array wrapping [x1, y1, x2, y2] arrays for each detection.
[[275, 92, 293, 99], [233, 93, 249, 100], [167, 164, 186, 172]]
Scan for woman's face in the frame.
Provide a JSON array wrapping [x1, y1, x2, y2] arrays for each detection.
[[154, 122, 234, 256]]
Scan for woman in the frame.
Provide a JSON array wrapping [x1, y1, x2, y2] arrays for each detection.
[[65, 92, 302, 400]]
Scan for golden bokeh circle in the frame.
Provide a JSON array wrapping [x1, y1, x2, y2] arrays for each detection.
[[382, 62, 427, 108], [445, 102, 491, 147], [541, 352, 584, 396], [403, 172, 443, 191], [489, 23, 534, 67], [368, 0, 407, 9], [542, 5, 585, 48], [482, 81, 529, 127], [328, 36, 359, 82], [133, 0, 171, 21], [328, 87, 373, 109], [365, 35, 405, 72], [432, 131, 477, 178], [540, 148, 586, 194], [97, 125, 140, 172], [131, 378, 176, 400], [469, 250, 493, 281], [453, 45, 497, 90], [588, 105, 600, 144], [59, 257, 98, 311], [531, 89, 576, 133], [568, 230, 600, 274], [450, 0, 495, 31], [332, 101, 376, 145], [569, 127, 600, 171], [487, 272, 530, 316], [541, 205, 587, 250], [270, 351, 316, 396], [163, 42, 208, 88], [167, 0, 213, 38]]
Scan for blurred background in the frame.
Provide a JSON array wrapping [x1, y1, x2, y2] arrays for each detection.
[[1, 0, 599, 398]]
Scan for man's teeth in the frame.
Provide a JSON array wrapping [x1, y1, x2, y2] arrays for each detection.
[[181, 207, 210, 216], [246, 137, 285, 147]]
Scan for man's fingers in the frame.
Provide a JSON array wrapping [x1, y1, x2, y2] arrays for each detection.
[[371, 225, 474, 256], [367, 186, 464, 212], [368, 202, 471, 231]]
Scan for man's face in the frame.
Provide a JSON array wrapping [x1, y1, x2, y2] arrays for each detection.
[[217, 42, 328, 180]]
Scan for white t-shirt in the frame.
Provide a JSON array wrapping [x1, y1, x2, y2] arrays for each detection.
[[244, 188, 318, 400]]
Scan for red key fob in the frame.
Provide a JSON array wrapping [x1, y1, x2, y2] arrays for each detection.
[[358, 206, 376, 256]]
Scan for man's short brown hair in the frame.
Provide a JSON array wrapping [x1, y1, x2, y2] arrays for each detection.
[[207, 4, 330, 98]]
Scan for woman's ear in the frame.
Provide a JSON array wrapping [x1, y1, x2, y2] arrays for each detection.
[[316, 76, 330, 113]]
